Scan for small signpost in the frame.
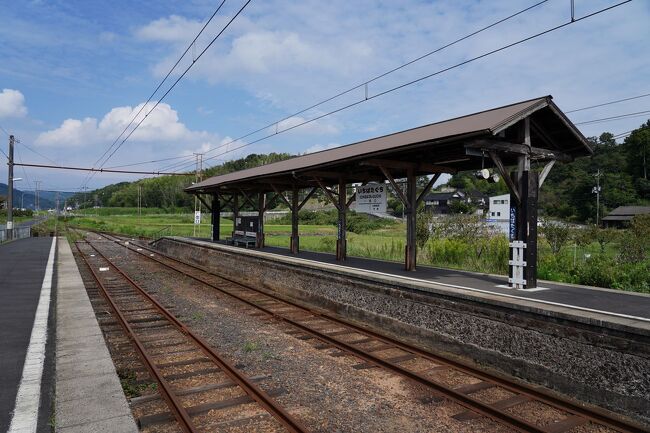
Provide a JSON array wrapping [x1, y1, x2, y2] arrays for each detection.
[[194, 211, 201, 225], [355, 183, 387, 214]]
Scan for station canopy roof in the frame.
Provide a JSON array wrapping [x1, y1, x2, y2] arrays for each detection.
[[186, 95, 591, 194]]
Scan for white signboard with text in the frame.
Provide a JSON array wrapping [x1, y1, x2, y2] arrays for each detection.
[[355, 183, 387, 214], [194, 211, 201, 225]]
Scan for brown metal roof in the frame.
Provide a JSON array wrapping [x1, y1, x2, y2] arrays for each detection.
[[187, 96, 590, 194]]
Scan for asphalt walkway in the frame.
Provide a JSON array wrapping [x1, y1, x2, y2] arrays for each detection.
[[0, 237, 56, 433]]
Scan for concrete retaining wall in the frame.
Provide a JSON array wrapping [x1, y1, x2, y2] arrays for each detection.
[[154, 237, 650, 425]]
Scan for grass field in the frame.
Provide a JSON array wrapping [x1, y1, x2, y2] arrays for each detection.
[[56, 209, 649, 292]]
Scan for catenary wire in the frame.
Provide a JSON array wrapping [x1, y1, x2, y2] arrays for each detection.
[[160, 0, 552, 173], [96, 0, 252, 175], [79, 0, 230, 190], [94, 0, 550, 175], [565, 92, 650, 113], [171, 0, 632, 174]]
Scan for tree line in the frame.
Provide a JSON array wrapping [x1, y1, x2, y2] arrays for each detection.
[[70, 120, 649, 222]]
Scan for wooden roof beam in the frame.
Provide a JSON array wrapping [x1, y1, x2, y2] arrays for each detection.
[[465, 139, 572, 162], [361, 158, 456, 174]]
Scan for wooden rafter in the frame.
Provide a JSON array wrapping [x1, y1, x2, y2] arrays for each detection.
[[196, 194, 212, 212], [270, 184, 292, 208], [538, 160, 556, 188], [416, 173, 441, 207], [298, 187, 318, 211], [466, 139, 571, 162], [314, 178, 340, 211], [238, 189, 257, 209], [378, 165, 409, 209], [488, 150, 520, 204], [345, 192, 356, 209], [361, 159, 456, 174]]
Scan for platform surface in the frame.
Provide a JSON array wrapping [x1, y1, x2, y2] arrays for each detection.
[[0, 237, 56, 432], [55, 240, 137, 433], [197, 238, 650, 321]]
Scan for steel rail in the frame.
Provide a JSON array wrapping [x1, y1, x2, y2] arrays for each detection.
[[102, 231, 650, 433], [80, 238, 311, 433], [74, 241, 197, 433], [89, 233, 559, 433], [146, 236, 650, 433]]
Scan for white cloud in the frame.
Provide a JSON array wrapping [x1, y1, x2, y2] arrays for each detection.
[[136, 15, 203, 43], [0, 89, 28, 118], [36, 102, 211, 148], [303, 142, 341, 154]]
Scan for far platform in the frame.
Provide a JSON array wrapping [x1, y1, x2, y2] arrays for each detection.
[[174, 237, 650, 325]]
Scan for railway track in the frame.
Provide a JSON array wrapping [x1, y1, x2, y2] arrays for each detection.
[[82, 230, 648, 433], [74, 239, 310, 433]]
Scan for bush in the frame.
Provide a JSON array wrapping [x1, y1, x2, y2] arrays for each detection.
[[273, 209, 395, 234]]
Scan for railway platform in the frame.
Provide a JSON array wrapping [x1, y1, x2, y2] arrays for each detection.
[[181, 237, 650, 325], [0, 236, 137, 433], [54, 239, 137, 433]]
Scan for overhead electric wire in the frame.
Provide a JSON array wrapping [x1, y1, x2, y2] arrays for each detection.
[[88, 0, 228, 171], [78, 0, 232, 191], [15, 162, 192, 176], [574, 109, 650, 125], [172, 0, 632, 174], [0, 124, 9, 136], [159, 0, 551, 173], [104, 154, 196, 170], [19, 142, 60, 166], [14, 146, 33, 190], [96, 0, 252, 176], [566, 92, 650, 113]]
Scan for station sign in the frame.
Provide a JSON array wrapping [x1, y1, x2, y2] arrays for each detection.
[[355, 183, 387, 214], [194, 211, 201, 225]]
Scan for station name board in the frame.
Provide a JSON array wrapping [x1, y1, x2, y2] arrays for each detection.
[[355, 183, 387, 214]]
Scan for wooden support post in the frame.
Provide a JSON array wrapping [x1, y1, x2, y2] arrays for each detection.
[[232, 192, 239, 239], [507, 153, 540, 288], [405, 168, 417, 271], [257, 192, 265, 248], [336, 178, 347, 261], [211, 193, 220, 242], [290, 185, 299, 254]]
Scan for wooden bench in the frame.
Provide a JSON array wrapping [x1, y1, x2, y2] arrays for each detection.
[[228, 233, 257, 248]]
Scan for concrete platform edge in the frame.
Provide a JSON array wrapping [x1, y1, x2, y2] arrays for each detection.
[[54, 239, 138, 433], [168, 237, 650, 335]]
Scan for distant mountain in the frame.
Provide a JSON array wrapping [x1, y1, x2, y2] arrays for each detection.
[[0, 183, 74, 210]]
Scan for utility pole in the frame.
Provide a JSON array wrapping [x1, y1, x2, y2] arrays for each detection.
[[592, 169, 603, 226], [34, 180, 42, 212], [6, 135, 15, 239]]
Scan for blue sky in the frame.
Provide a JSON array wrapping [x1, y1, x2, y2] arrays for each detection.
[[0, 0, 649, 193]]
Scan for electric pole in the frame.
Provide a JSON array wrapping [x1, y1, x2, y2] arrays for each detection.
[[6, 135, 15, 239], [592, 170, 603, 226], [34, 180, 42, 212]]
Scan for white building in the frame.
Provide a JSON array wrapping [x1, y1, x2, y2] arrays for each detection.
[[487, 194, 510, 234], [488, 194, 510, 220]]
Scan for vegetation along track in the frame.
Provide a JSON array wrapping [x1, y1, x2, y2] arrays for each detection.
[[74, 238, 310, 433], [84, 230, 649, 433]]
